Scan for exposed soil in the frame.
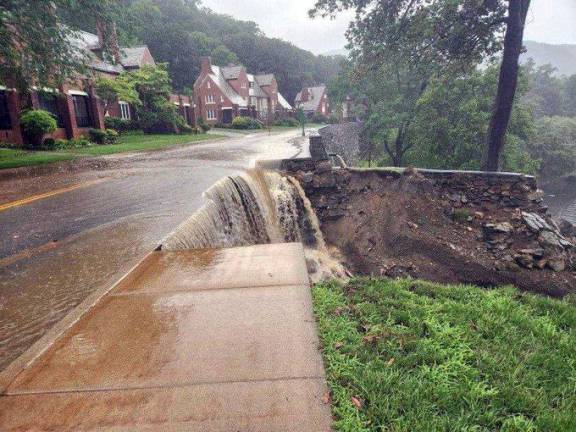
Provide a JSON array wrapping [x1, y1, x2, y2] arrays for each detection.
[[298, 169, 576, 297]]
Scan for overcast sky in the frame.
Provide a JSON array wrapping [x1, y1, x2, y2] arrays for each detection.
[[201, 0, 576, 55]]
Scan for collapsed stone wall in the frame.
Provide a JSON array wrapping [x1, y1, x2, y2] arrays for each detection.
[[284, 157, 576, 296]]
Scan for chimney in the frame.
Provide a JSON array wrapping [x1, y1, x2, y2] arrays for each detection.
[[96, 20, 122, 65], [201, 57, 213, 75]]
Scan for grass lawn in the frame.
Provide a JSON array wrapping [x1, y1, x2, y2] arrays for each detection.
[[0, 148, 75, 170], [70, 131, 224, 156], [0, 132, 223, 169], [313, 278, 576, 432]]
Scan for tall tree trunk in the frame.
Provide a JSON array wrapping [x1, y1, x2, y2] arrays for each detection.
[[484, 0, 531, 171]]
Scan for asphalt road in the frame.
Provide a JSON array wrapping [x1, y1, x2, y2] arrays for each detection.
[[0, 130, 309, 371]]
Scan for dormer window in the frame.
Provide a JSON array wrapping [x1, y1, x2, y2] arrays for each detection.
[[249, 82, 254, 89], [241, 83, 247, 89]]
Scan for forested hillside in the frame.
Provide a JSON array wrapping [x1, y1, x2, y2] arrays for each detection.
[[62, 0, 343, 103]]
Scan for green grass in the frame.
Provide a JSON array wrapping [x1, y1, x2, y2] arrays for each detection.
[[70, 132, 223, 156], [0, 148, 75, 170], [313, 278, 576, 432], [0, 132, 222, 169]]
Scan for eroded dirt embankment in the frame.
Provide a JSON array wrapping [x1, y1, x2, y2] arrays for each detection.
[[290, 164, 576, 297]]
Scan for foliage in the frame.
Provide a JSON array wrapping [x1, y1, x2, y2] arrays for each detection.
[[523, 60, 576, 119], [273, 118, 299, 127], [197, 117, 211, 132], [88, 128, 107, 144], [311, 113, 329, 124], [20, 110, 57, 148], [407, 65, 537, 174], [313, 278, 576, 432], [94, 76, 140, 116], [0, 0, 115, 91], [310, 0, 527, 170], [0, 148, 74, 170], [121, 64, 183, 134], [104, 117, 139, 133], [231, 116, 262, 130], [527, 117, 576, 180]]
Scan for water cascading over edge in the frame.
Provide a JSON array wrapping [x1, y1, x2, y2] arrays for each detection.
[[161, 169, 346, 281]]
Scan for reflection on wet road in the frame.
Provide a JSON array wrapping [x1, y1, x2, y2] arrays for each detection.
[[0, 130, 308, 370]]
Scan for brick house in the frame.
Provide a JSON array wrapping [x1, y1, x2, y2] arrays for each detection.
[[294, 85, 331, 118], [194, 57, 292, 126], [0, 27, 193, 146]]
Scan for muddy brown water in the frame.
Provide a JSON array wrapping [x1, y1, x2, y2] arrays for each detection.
[[0, 130, 311, 371]]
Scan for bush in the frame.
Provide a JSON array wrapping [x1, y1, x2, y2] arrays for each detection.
[[197, 117, 211, 132], [232, 116, 262, 130], [89, 128, 107, 144], [20, 110, 57, 148], [311, 113, 329, 124], [105, 129, 119, 144], [104, 117, 138, 133], [179, 123, 193, 134], [69, 137, 91, 148], [40, 138, 56, 151], [273, 117, 299, 127]]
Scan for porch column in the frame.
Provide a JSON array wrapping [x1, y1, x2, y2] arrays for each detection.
[[88, 85, 105, 130], [59, 87, 79, 139], [7, 90, 23, 146]]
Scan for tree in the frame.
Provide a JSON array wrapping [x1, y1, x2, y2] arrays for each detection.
[[0, 0, 115, 91], [485, 0, 531, 171], [95, 75, 140, 116], [122, 64, 184, 133], [311, 0, 532, 171]]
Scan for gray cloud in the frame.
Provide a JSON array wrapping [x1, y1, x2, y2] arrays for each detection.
[[202, 0, 576, 54]]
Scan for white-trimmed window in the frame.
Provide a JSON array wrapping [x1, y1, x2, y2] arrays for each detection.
[[119, 101, 131, 120], [207, 81, 211, 89], [220, 95, 224, 103], [206, 109, 217, 120], [206, 94, 214, 104], [241, 82, 247, 89]]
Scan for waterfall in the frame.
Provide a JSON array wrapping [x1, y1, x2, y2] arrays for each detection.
[[162, 169, 347, 281]]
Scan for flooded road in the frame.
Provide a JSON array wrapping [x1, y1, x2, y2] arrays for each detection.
[[0, 130, 309, 371]]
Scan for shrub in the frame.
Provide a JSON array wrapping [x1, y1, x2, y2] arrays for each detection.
[[69, 137, 92, 148], [179, 123, 193, 134], [273, 118, 299, 127], [327, 115, 339, 124], [41, 138, 56, 150], [198, 117, 211, 132], [311, 113, 329, 124], [232, 116, 262, 130], [104, 117, 138, 133], [20, 110, 57, 148], [105, 129, 119, 144], [89, 128, 107, 144]]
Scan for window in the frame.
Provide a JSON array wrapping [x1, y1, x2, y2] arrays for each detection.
[[38, 93, 64, 127], [207, 109, 216, 120], [206, 94, 214, 104], [241, 83, 247, 89], [72, 95, 92, 128], [207, 81, 211, 89], [220, 95, 224, 103], [249, 82, 254, 89], [119, 101, 131, 120], [0, 91, 12, 130]]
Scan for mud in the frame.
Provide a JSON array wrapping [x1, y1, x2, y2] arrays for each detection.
[[295, 169, 576, 297]]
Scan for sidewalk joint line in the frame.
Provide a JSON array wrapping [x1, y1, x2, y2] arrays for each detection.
[[3, 375, 326, 397]]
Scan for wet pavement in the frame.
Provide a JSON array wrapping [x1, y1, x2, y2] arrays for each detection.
[[0, 243, 331, 431], [0, 130, 309, 371]]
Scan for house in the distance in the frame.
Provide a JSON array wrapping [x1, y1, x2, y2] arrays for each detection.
[[194, 57, 292, 125], [0, 25, 193, 146], [294, 85, 331, 118]]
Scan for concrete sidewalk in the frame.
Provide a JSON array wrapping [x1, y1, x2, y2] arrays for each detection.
[[0, 243, 332, 431]]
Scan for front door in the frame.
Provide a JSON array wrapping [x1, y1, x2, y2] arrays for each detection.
[[222, 109, 233, 124]]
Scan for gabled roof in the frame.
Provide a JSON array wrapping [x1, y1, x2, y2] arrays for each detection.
[[278, 93, 292, 110], [255, 74, 274, 87], [221, 65, 243, 80], [120, 46, 153, 69], [210, 65, 247, 107], [295, 85, 326, 112], [247, 74, 268, 98]]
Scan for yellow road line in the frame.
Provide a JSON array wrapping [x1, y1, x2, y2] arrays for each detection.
[[0, 179, 107, 212]]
